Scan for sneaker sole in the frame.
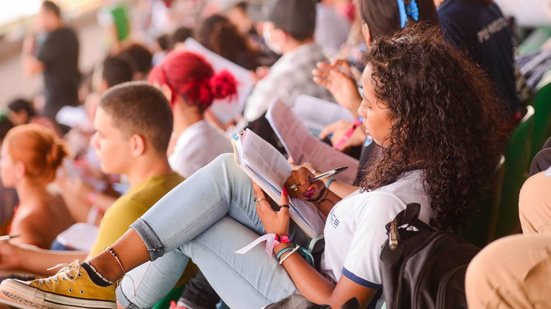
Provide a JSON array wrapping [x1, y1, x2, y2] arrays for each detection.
[[0, 280, 116, 309]]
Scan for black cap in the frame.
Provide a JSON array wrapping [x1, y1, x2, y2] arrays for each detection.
[[258, 0, 317, 41]]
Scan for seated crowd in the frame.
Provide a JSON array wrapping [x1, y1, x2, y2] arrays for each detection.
[[0, 0, 549, 308]]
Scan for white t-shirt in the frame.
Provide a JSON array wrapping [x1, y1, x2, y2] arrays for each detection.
[[321, 170, 432, 289], [168, 120, 233, 178]]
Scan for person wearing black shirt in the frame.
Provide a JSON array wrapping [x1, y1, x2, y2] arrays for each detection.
[[435, 0, 522, 120], [22, 1, 80, 127]]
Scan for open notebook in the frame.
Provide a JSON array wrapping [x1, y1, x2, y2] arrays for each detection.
[[266, 99, 360, 184], [232, 129, 325, 238]]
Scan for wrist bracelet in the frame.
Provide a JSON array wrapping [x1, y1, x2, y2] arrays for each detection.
[[279, 245, 300, 265], [297, 246, 315, 266], [308, 186, 329, 204], [275, 244, 315, 266], [275, 244, 295, 261]]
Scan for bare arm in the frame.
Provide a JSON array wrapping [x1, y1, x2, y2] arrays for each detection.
[[21, 35, 43, 77], [324, 179, 358, 199], [254, 173, 377, 307], [22, 56, 44, 77], [0, 241, 87, 277], [275, 242, 377, 307]]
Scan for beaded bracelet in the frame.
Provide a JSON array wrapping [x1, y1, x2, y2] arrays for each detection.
[[105, 246, 126, 274]]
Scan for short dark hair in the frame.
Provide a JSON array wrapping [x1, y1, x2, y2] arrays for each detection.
[[171, 26, 193, 47], [359, 0, 439, 41], [8, 98, 36, 118], [102, 56, 133, 88], [234, 1, 248, 11], [42, 1, 61, 18], [268, 0, 316, 41], [156, 34, 170, 51], [99, 81, 173, 155], [118, 43, 153, 76]]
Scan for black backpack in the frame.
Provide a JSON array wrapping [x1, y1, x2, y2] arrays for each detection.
[[379, 203, 480, 309]]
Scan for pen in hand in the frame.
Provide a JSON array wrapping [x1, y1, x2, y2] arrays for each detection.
[[288, 166, 348, 190]]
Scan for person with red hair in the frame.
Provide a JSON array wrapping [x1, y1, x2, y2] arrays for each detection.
[[146, 51, 238, 309], [148, 51, 238, 179], [0, 124, 73, 248]]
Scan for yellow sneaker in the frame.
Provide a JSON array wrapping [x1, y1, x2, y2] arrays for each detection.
[[0, 260, 116, 309]]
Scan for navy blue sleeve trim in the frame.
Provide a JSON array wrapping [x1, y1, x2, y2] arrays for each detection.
[[342, 267, 381, 289]]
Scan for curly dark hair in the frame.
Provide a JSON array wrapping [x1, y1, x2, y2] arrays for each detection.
[[360, 26, 508, 230]]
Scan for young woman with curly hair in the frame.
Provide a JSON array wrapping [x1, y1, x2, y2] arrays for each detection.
[[0, 26, 505, 309]]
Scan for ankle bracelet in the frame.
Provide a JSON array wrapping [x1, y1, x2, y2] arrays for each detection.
[[105, 246, 126, 274]]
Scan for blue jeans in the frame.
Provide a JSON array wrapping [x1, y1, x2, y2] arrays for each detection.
[[117, 154, 306, 309]]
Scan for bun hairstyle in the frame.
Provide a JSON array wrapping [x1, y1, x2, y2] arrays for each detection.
[[148, 51, 238, 111], [4, 124, 69, 182]]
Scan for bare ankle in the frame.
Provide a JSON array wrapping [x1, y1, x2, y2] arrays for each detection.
[[88, 251, 125, 282]]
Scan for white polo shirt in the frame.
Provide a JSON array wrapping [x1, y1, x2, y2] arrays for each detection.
[[321, 170, 432, 289], [168, 120, 233, 178]]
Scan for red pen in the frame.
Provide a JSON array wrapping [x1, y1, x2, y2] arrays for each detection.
[[333, 118, 363, 151]]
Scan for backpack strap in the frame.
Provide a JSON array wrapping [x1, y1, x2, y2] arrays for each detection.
[[386, 203, 434, 233], [386, 203, 435, 250]]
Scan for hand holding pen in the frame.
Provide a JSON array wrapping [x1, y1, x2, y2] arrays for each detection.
[[286, 166, 348, 202], [288, 166, 348, 190]]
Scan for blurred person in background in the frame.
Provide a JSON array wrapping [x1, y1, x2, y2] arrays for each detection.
[[0, 99, 37, 143], [118, 42, 154, 80], [0, 124, 73, 249], [434, 0, 524, 122], [56, 55, 134, 225], [315, 0, 352, 58], [244, 0, 334, 151], [97, 0, 131, 53], [21, 1, 80, 131], [148, 51, 236, 178], [195, 14, 262, 70], [0, 98, 58, 237], [147, 50, 238, 309], [171, 26, 194, 50]]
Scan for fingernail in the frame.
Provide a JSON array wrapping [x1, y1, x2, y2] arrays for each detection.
[[282, 187, 288, 197]]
